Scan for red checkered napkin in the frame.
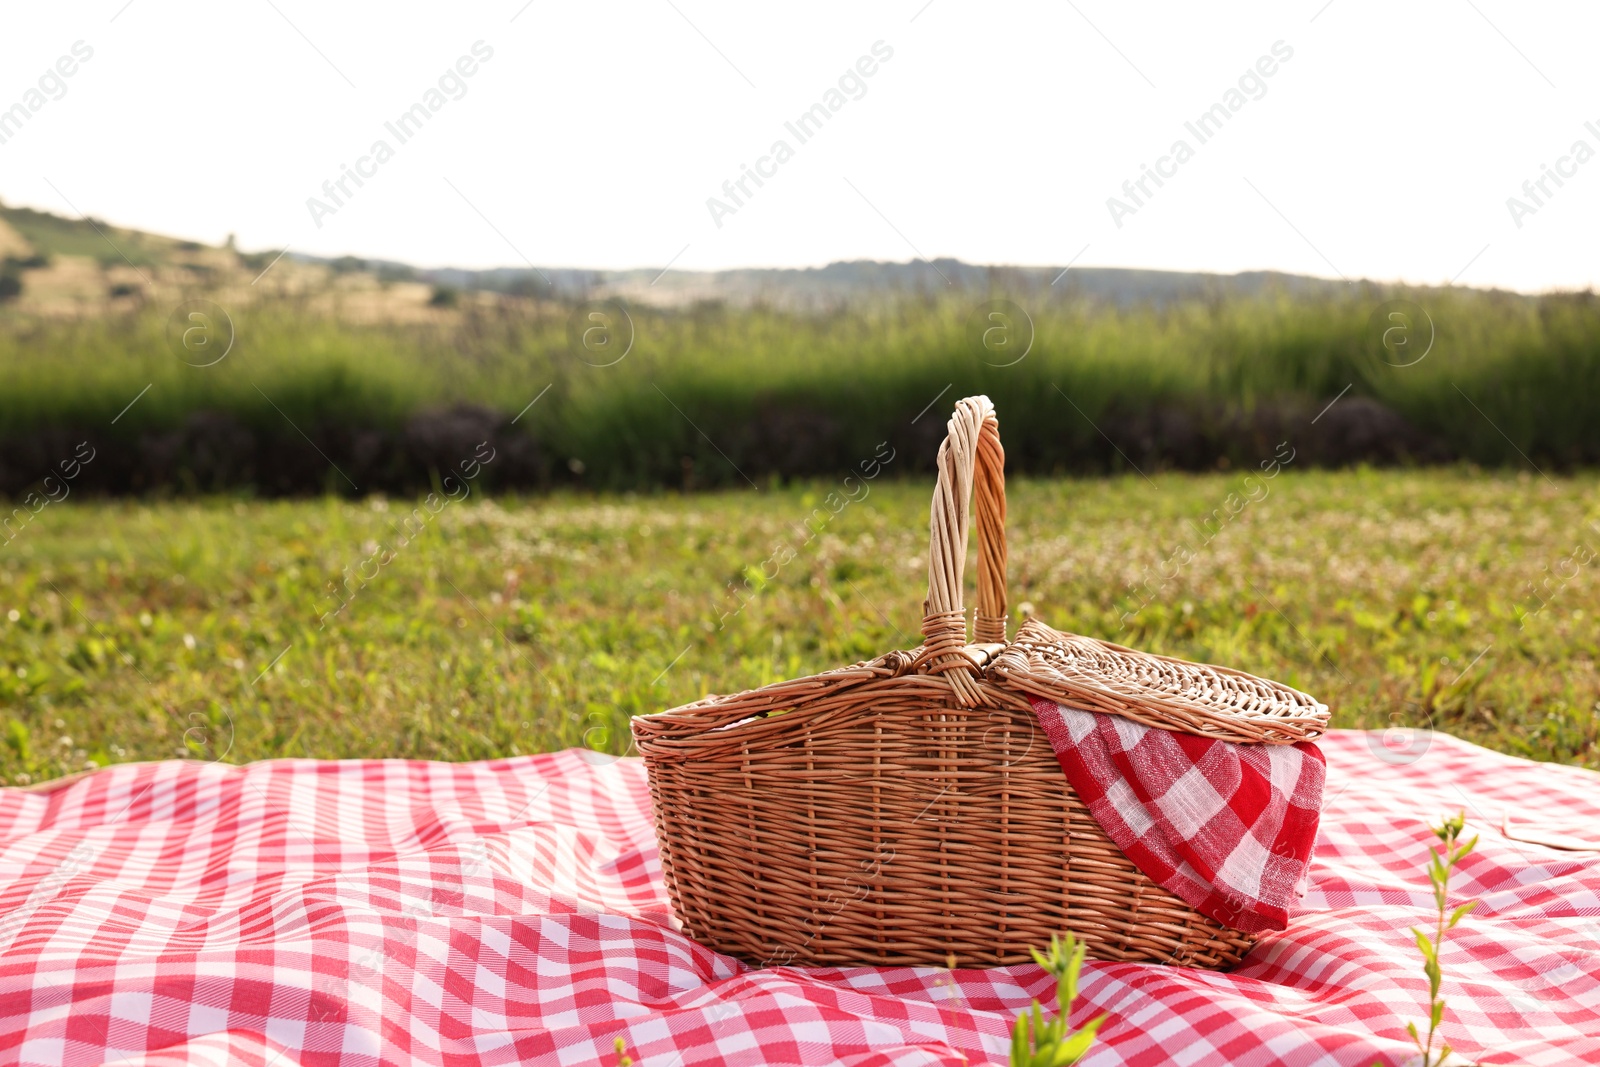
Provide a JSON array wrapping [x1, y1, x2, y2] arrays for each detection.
[[1031, 698, 1326, 934]]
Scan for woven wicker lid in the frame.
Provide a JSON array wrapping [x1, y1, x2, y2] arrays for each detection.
[[988, 618, 1330, 745]]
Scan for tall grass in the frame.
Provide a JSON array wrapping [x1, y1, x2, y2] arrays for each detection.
[[2, 285, 1597, 491]]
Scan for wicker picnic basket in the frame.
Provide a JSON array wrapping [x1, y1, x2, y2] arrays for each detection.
[[632, 396, 1329, 970]]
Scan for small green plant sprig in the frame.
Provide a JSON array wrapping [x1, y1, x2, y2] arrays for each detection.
[[1404, 811, 1479, 1067], [1010, 933, 1107, 1067]]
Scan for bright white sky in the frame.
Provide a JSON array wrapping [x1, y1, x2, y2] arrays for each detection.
[[1, 0, 1596, 290]]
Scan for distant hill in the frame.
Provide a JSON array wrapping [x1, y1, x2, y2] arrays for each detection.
[[306, 254, 1357, 310], [0, 197, 1468, 315]]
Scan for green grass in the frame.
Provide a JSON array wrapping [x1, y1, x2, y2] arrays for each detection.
[[2, 469, 1598, 785], [1, 204, 173, 267], [3, 289, 1600, 488]]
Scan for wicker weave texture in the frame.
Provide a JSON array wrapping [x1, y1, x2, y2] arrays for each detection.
[[990, 621, 1330, 745], [633, 659, 1254, 969], [633, 395, 1310, 970]]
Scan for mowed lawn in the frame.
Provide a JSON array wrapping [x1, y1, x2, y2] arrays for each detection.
[[2, 468, 1598, 785]]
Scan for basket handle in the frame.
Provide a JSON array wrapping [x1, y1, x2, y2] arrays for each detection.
[[921, 395, 1008, 704]]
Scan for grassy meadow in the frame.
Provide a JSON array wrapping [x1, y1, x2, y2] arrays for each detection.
[[5, 212, 1599, 782], [2, 469, 1598, 786]]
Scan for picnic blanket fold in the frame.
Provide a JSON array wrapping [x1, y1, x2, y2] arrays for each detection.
[[1030, 697, 1326, 934]]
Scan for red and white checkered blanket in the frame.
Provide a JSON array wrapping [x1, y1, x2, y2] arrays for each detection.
[[1031, 698, 1325, 935], [1, 732, 1597, 1067]]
